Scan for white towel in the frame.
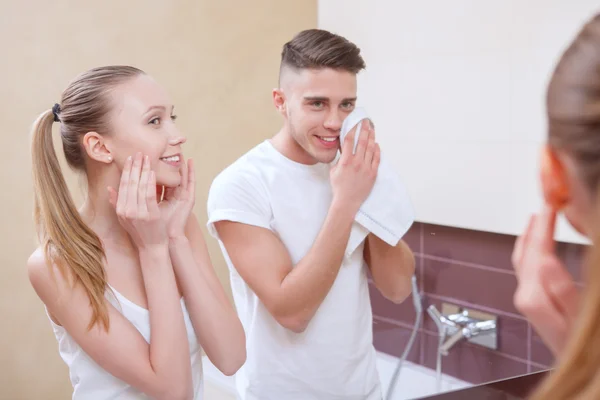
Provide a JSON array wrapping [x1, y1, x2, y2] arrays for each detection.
[[339, 107, 415, 257]]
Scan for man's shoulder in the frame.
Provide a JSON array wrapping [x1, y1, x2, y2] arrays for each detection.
[[208, 141, 276, 202], [206, 141, 275, 221], [213, 141, 271, 182]]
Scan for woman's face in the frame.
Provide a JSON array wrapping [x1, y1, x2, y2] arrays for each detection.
[[103, 74, 187, 188]]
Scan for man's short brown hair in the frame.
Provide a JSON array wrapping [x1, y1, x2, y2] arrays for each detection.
[[280, 29, 366, 75]]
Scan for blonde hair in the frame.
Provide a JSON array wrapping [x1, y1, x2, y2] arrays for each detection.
[[530, 13, 600, 400], [31, 65, 144, 331]]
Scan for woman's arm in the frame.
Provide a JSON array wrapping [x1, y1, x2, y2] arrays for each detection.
[[169, 212, 246, 375]]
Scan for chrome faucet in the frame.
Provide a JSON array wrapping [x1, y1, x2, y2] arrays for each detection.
[[427, 304, 497, 356]]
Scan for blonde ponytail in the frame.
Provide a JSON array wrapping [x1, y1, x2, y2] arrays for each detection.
[[31, 109, 109, 330], [30, 65, 144, 331]]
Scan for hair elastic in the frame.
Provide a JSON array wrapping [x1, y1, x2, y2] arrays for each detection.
[[52, 103, 61, 123]]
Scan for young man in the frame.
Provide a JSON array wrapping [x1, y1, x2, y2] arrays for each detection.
[[206, 29, 416, 400]]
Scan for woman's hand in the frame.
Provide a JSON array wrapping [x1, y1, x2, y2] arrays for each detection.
[[512, 204, 581, 356], [159, 158, 196, 239], [108, 152, 168, 251]]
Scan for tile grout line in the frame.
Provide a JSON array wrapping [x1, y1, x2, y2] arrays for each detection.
[[530, 360, 551, 370], [373, 315, 423, 331], [419, 222, 424, 255], [418, 253, 515, 275], [419, 223, 425, 365], [527, 323, 532, 374], [426, 293, 526, 321]]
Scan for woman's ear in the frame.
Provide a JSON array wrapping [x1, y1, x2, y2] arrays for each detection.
[[540, 145, 570, 209], [82, 132, 113, 164]]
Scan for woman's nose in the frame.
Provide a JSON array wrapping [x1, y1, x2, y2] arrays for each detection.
[[168, 135, 187, 146]]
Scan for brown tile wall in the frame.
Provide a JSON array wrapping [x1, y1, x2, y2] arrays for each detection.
[[370, 222, 586, 384]]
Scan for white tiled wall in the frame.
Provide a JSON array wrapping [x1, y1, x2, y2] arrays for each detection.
[[318, 1, 599, 244]]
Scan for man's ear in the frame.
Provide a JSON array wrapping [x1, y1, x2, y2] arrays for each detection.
[[272, 88, 287, 116], [540, 145, 570, 209]]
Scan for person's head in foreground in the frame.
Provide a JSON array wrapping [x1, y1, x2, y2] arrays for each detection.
[[524, 12, 600, 400]]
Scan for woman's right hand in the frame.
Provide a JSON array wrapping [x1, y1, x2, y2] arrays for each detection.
[[511, 204, 581, 356], [108, 152, 168, 250]]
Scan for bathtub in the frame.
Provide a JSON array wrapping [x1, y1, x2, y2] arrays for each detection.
[[203, 351, 471, 400]]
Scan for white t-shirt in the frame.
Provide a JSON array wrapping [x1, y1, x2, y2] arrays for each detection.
[[206, 140, 381, 400]]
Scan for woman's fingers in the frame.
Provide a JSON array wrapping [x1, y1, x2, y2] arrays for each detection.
[[116, 155, 133, 216], [512, 215, 537, 274], [543, 263, 581, 324], [187, 158, 195, 199], [180, 157, 189, 194], [138, 156, 150, 216], [528, 300, 567, 355], [146, 171, 160, 216], [531, 204, 558, 252], [126, 153, 143, 218], [156, 185, 164, 202]]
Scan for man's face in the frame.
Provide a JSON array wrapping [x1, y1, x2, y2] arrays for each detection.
[[275, 67, 357, 164]]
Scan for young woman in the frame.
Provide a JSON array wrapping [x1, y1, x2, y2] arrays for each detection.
[[27, 65, 246, 399], [511, 12, 600, 400]]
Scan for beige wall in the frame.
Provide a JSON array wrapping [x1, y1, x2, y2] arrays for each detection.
[[1, 2, 316, 398]]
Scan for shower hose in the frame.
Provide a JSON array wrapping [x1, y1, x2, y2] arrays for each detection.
[[384, 274, 423, 400]]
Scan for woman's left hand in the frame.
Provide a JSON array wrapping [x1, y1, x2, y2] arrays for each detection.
[[159, 158, 196, 239]]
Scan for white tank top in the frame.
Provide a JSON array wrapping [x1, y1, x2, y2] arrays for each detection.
[[47, 285, 204, 399]]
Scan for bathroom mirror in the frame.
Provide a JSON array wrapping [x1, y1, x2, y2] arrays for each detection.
[[318, 1, 596, 399], [8, 1, 595, 400]]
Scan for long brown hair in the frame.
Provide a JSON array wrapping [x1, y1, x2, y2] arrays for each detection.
[[31, 66, 144, 331], [530, 13, 600, 400]]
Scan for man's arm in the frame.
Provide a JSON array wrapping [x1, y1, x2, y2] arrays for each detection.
[[214, 199, 355, 333], [212, 123, 378, 333], [364, 234, 415, 304]]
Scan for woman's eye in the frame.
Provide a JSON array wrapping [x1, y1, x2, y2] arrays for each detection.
[[149, 117, 160, 125], [170, 115, 178, 121]]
